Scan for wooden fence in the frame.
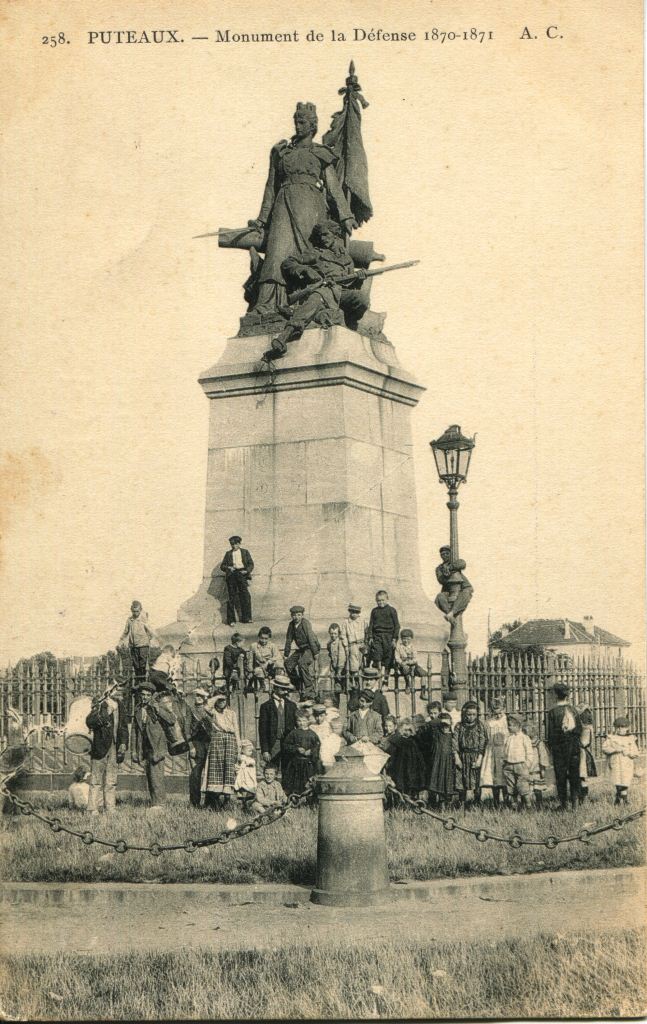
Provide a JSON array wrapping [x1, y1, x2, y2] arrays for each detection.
[[1, 650, 644, 774]]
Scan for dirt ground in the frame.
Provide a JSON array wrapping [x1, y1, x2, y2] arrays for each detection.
[[2, 866, 644, 956]]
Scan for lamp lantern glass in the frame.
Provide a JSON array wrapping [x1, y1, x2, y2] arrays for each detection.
[[430, 425, 475, 489]]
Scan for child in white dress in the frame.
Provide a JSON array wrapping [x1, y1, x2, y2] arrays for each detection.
[[602, 717, 640, 806], [234, 739, 257, 802]]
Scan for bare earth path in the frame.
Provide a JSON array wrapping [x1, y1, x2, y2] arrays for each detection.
[[1, 867, 644, 955]]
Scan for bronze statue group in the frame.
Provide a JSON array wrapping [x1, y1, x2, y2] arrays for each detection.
[[75, 590, 642, 818]]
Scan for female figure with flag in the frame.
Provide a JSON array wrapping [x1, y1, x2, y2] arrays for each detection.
[[248, 101, 357, 318]]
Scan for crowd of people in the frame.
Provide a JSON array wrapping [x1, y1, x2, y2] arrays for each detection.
[[71, 592, 642, 817]]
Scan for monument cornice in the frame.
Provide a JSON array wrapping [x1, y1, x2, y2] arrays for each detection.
[[199, 327, 426, 408]]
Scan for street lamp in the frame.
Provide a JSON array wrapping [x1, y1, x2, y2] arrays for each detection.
[[430, 425, 476, 694]]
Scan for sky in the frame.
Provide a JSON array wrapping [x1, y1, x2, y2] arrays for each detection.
[[0, 0, 644, 666]]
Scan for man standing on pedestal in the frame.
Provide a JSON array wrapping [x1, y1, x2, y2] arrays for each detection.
[[220, 535, 254, 625], [284, 605, 321, 698]]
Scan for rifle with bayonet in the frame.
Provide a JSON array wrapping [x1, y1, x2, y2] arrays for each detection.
[[287, 260, 419, 305]]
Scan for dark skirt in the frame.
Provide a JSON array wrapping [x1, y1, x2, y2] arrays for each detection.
[[282, 755, 317, 796], [390, 737, 428, 796], [428, 733, 456, 798]]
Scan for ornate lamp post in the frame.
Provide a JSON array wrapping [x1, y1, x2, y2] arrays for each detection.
[[430, 425, 476, 698]]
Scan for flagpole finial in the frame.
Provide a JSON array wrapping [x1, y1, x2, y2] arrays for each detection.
[[339, 60, 369, 108]]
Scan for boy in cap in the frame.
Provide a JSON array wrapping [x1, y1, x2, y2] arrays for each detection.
[[118, 600, 156, 691], [366, 590, 400, 678], [220, 535, 254, 625], [85, 680, 129, 815], [258, 675, 298, 772], [283, 605, 320, 699], [340, 603, 368, 686], [394, 628, 428, 697], [546, 684, 582, 808], [223, 632, 248, 694], [345, 689, 384, 745]]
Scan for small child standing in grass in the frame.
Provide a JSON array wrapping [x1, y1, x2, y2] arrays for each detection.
[[502, 714, 533, 810], [602, 717, 641, 806], [234, 739, 257, 802]]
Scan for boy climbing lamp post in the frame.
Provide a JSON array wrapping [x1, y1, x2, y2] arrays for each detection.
[[430, 425, 476, 702]]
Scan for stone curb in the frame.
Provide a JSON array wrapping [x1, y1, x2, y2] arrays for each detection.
[[1, 865, 644, 908]]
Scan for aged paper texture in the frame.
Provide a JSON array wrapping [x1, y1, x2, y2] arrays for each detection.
[[0, 0, 644, 1020]]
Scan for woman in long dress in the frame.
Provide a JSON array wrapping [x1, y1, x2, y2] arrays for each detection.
[[248, 102, 355, 317], [479, 697, 509, 807], [203, 692, 240, 809]]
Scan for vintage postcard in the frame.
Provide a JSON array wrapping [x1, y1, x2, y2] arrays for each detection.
[[0, 0, 644, 1020]]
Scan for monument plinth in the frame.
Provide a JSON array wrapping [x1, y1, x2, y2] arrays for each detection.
[[160, 326, 447, 663]]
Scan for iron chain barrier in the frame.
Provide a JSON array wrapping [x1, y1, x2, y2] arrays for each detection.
[[0, 769, 315, 855], [383, 779, 645, 848]]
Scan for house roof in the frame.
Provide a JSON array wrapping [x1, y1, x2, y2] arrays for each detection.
[[492, 619, 630, 649]]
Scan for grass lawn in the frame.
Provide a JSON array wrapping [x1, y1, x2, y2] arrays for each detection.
[[1, 782, 643, 884], [0, 928, 644, 1019]]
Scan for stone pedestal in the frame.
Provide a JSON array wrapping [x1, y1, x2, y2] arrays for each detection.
[[311, 746, 390, 906], [160, 326, 448, 664]]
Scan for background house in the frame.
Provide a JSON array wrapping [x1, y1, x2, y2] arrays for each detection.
[[489, 616, 630, 661]]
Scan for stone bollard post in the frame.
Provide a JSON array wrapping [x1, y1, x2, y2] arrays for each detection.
[[310, 745, 390, 906]]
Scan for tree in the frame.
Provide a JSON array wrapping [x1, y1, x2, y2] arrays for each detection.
[[488, 620, 523, 647]]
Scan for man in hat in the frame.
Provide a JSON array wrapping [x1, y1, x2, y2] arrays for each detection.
[[132, 680, 176, 810], [546, 683, 582, 809], [435, 546, 473, 624], [220, 536, 254, 625], [258, 675, 298, 773], [348, 667, 390, 725], [341, 603, 368, 685], [345, 689, 384, 745], [187, 688, 212, 807], [283, 606, 321, 699], [85, 680, 129, 816]]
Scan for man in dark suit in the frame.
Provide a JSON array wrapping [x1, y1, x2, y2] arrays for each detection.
[[283, 605, 320, 698], [258, 676, 298, 773], [85, 680, 129, 815], [546, 683, 582, 809], [220, 535, 254, 625]]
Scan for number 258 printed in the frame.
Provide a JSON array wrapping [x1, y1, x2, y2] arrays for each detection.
[[42, 32, 69, 47]]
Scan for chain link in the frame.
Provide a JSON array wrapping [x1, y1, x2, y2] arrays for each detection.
[[5, 766, 640, 856], [0, 770, 315, 855], [383, 780, 645, 846]]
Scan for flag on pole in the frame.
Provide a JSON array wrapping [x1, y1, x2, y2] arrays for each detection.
[[323, 61, 373, 226]]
